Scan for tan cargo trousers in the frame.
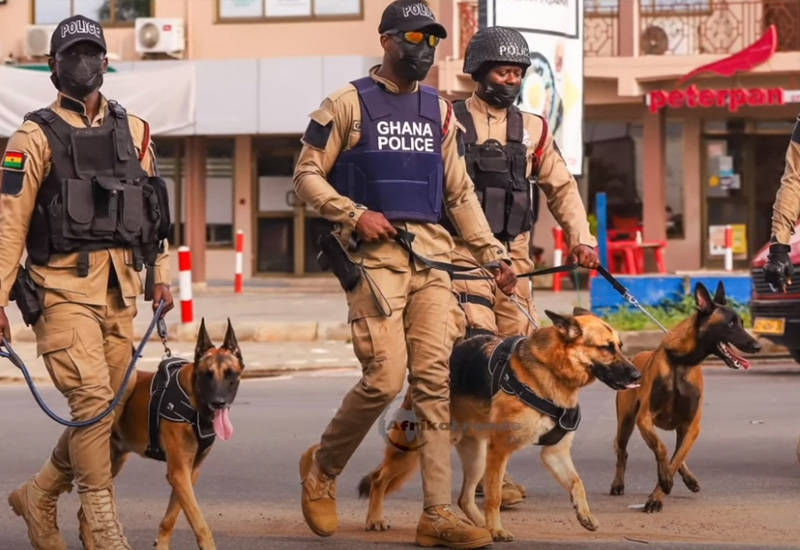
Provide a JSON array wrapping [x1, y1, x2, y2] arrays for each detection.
[[32, 285, 137, 493], [315, 261, 465, 509], [450, 232, 539, 338]]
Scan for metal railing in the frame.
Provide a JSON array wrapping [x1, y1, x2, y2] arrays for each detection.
[[640, 0, 800, 55]]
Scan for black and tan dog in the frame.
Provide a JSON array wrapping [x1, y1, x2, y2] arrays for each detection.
[[78, 319, 244, 550], [359, 308, 641, 542], [610, 281, 760, 513]]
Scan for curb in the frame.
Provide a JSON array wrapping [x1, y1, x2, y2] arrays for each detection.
[[8, 323, 788, 357]]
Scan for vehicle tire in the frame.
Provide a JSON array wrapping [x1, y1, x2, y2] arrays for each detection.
[[790, 349, 800, 365]]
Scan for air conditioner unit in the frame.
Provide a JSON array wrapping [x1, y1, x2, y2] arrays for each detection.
[[25, 25, 57, 58], [641, 19, 695, 55], [135, 18, 185, 54]]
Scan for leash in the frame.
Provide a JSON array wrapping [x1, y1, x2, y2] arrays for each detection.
[[0, 299, 169, 428], [392, 229, 669, 333]]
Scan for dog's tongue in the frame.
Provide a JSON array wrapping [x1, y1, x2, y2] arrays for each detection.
[[213, 408, 233, 440]]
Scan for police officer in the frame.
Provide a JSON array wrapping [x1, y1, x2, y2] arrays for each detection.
[[763, 116, 800, 292], [0, 15, 173, 550], [447, 26, 599, 340], [294, 1, 516, 547], [446, 26, 600, 503]]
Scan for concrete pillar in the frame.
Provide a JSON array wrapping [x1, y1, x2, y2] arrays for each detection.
[[642, 106, 667, 243], [618, 0, 639, 56], [184, 135, 207, 284], [234, 135, 253, 278]]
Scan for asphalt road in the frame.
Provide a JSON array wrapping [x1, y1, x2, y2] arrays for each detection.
[[1, 365, 800, 550]]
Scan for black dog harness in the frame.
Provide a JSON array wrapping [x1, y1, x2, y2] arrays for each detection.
[[488, 336, 582, 446], [144, 357, 216, 462]]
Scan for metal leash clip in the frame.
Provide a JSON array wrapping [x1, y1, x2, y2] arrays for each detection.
[[623, 291, 668, 333], [509, 293, 540, 331], [157, 317, 172, 358]]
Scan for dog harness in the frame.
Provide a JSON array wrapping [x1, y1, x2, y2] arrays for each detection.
[[144, 357, 216, 462], [488, 336, 582, 446]]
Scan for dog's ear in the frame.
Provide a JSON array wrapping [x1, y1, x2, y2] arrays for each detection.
[[194, 318, 215, 365], [573, 306, 595, 317], [545, 310, 582, 341], [694, 283, 714, 315], [222, 318, 244, 368], [713, 280, 727, 305]]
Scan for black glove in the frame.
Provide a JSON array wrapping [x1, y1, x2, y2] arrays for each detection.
[[763, 243, 793, 292]]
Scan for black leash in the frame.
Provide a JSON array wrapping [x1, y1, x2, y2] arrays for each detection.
[[0, 299, 170, 428], [392, 229, 668, 332]]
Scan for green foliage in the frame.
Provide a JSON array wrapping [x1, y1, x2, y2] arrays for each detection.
[[587, 214, 598, 237], [594, 294, 753, 332]]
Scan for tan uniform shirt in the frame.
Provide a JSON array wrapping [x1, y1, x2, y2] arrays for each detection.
[[0, 93, 170, 308], [460, 92, 597, 252], [772, 122, 800, 244], [293, 67, 510, 270]]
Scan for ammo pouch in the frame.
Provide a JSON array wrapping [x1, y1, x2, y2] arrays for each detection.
[[142, 176, 172, 242], [316, 233, 362, 292], [9, 265, 42, 327], [63, 177, 142, 244]]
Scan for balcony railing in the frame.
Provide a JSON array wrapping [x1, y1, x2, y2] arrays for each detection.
[[640, 0, 800, 55]]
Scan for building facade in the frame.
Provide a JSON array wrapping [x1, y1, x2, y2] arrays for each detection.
[[0, 0, 798, 283]]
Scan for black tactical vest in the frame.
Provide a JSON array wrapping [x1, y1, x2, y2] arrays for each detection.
[[442, 101, 543, 243], [24, 101, 171, 277]]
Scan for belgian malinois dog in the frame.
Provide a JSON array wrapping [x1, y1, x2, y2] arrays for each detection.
[[610, 281, 760, 513], [78, 319, 245, 550], [358, 308, 642, 542]]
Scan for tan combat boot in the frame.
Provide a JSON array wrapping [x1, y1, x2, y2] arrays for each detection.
[[8, 459, 73, 550], [475, 473, 524, 507], [415, 505, 493, 549], [78, 487, 133, 550], [299, 444, 338, 537]]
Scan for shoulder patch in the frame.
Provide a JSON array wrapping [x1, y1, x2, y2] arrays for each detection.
[[457, 128, 466, 157], [302, 108, 335, 150], [2, 151, 27, 171], [792, 119, 800, 144], [1, 170, 25, 196]]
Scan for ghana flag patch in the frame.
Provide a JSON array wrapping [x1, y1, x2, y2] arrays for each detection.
[[2, 151, 26, 170]]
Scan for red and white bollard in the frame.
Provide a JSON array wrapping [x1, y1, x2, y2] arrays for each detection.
[[178, 246, 194, 324], [234, 230, 244, 294], [553, 227, 565, 293], [723, 225, 734, 272]]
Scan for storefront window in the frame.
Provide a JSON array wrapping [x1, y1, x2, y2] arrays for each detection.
[[206, 139, 235, 248], [584, 120, 684, 239], [254, 139, 298, 273]]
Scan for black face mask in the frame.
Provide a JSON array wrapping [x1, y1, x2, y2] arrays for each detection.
[[482, 81, 522, 109], [52, 55, 105, 100], [393, 40, 435, 82]]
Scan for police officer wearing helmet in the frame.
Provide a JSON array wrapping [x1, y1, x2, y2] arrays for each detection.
[[444, 26, 600, 501], [0, 15, 173, 550], [294, 1, 516, 547], [446, 26, 599, 339]]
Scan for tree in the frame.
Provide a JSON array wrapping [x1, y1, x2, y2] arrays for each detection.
[[97, 0, 151, 22]]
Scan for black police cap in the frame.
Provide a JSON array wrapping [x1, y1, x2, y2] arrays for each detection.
[[379, 0, 448, 39], [50, 15, 107, 57]]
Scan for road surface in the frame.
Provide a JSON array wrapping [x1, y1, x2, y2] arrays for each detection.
[[1, 364, 799, 549]]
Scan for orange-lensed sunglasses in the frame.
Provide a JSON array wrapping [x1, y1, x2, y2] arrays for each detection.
[[397, 31, 440, 47]]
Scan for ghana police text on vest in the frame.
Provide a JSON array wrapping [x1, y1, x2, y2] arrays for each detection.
[[330, 77, 445, 223]]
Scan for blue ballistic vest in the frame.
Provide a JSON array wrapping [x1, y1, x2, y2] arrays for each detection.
[[329, 77, 444, 223]]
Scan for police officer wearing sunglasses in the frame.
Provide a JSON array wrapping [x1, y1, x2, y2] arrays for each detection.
[[294, 1, 516, 548]]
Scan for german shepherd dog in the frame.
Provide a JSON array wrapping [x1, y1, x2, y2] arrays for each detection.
[[78, 319, 245, 550], [358, 308, 642, 542], [610, 281, 760, 513]]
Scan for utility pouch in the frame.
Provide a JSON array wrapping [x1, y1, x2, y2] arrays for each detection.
[[316, 233, 362, 292], [9, 265, 42, 327]]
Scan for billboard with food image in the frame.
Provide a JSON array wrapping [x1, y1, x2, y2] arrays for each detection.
[[481, 0, 585, 175]]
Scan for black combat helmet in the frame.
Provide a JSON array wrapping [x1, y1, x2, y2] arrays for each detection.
[[463, 26, 531, 77]]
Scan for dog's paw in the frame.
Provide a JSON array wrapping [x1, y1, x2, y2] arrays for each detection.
[[643, 498, 663, 513], [578, 513, 600, 531], [657, 467, 673, 494], [609, 483, 625, 496], [682, 475, 700, 493], [365, 518, 390, 531], [490, 528, 515, 542]]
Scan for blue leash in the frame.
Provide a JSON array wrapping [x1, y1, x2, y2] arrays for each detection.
[[0, 299, 168, 428]]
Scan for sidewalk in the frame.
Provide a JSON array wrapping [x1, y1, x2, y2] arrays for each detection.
[[1, 281, 785, 356]]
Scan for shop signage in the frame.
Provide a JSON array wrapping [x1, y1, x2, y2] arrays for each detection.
[[648, 85, 785, 114], [646, 25, 785, 114]]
